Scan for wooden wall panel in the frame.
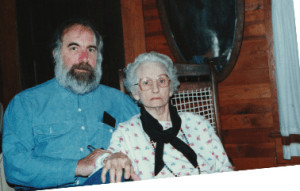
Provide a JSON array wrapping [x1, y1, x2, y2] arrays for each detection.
[[218, 0, 278, 170], [226, 40, 269, 71], [221, 112, 274, 130], [232, 157, 276, 169], [219, 83, 272, 101], [225, 143, 275, 158], [143, 0, 174, 59], [121, 0, 146, 65], [219, 98, 273, 114]]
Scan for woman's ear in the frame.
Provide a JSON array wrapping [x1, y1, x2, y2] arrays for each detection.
[[131, 88, 140, 101]]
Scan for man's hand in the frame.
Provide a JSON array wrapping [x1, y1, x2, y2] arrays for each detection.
[[101, 152, 140, 183], [75, 149, 111, 177]]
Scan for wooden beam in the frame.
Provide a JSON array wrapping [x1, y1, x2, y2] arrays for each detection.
[[120, 0, 146, 66]]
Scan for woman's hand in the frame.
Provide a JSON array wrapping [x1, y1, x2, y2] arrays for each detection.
[[75, 149, 111, 177], [101, 152, 140, 183]]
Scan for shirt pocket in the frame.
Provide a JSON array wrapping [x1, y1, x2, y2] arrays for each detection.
[[33, 122, 74, 156]]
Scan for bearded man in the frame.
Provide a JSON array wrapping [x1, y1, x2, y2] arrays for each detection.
[[2, 19, 139, 190]]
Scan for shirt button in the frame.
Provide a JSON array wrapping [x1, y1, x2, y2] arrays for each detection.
[[76, 180, 80, 185], [109, 129, 113, 133], [81, 126, 85, 130], [80, 147, 84, 152], [78, 108, 82, 112]]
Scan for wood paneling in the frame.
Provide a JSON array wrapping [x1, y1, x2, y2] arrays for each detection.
[[219, 83, 272, 101], [121, 0, 146, 65], [225, 143, 276, 158], [219, 98, 273, 114], [221, 112, 274, 129], [218, 0, 279, 170], [222, 128, 274, 144], [143, 0, 174, 60], [231, 157, 276, 169]]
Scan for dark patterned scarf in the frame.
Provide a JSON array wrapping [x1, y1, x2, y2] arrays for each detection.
[[140, 103, 198, 175]]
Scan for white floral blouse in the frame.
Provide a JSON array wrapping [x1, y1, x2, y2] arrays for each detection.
[[95, 112, 233, 180]]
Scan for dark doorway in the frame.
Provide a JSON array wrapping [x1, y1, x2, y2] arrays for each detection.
[[15, 0, 125, 90]]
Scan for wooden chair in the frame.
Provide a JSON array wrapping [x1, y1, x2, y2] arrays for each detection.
[[119, 62, 222, 140], [169, 63, 222, 139]]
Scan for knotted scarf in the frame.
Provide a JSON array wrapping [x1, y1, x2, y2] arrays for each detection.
[[140, 103, 199, 176]]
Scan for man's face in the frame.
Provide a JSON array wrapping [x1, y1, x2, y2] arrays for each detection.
[[54, 24, 102, 94], [61, 24, 98, 76]]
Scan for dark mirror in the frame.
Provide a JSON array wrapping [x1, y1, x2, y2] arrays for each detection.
[[157, 0, 244, 82]]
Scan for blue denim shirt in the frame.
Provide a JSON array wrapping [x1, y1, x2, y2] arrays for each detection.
[[2, 79, 139, 189]]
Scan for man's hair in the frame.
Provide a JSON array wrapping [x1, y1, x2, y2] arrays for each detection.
[[52, 18, 103, 53]]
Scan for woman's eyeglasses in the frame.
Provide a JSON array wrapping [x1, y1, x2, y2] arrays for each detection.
[[135, 74, 170, 91]]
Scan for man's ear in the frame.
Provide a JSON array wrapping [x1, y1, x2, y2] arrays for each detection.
[[52, 50, 55, 57]]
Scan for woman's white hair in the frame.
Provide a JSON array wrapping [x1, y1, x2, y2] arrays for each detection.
[[124, 51, 180, 96]]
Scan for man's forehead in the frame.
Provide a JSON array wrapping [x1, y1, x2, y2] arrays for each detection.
[[61, 24, 96, 42]]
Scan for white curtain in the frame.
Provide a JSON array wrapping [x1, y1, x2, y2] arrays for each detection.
[[272, 0, 300, 159]]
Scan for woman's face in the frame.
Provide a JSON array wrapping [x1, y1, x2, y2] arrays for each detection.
[[132, 62, 172, 109]]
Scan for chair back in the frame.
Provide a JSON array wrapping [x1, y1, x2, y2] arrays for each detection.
[[171, 63, 221, 139]]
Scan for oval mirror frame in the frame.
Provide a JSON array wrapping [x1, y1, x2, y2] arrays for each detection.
[[157, 0, 245, 82]]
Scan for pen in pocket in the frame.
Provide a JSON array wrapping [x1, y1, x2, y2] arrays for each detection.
[[87, 145, 104, 152]]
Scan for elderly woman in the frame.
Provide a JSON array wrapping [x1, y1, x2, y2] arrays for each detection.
[[95, 51, 232, 182]]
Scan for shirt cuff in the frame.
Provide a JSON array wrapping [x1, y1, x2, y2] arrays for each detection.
[[58, 159, 79, 186], [89, 153, 111, 177]]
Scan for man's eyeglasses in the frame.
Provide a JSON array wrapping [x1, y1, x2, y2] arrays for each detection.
[[134, 74, 170, 91]]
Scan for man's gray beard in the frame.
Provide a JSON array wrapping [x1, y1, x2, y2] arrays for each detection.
[[54, 52, 102, 94]]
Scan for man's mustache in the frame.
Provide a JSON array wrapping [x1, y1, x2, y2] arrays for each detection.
[[71, 62, 93, 72]]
